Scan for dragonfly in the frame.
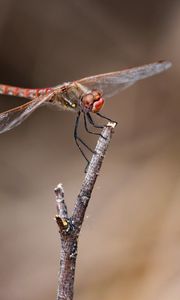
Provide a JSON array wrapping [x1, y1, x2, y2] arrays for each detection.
[[0, 60, 171, 163]]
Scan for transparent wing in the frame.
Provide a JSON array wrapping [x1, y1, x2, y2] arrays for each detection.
[[78, 61, 171, 98], [0, 92, 54, 134]]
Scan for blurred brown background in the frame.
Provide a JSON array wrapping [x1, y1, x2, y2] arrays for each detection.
[[0, 0, 179, 299]]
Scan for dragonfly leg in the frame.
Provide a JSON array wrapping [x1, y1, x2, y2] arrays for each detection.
[[96, 112, 118, 125], [83, 113, 101, 136], [74, 112, 95, 166], [86, 113, 107, 140], [86, 112, 104, 129]]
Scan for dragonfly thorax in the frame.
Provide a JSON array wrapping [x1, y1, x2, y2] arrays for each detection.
[[58, 82, 105, 113]]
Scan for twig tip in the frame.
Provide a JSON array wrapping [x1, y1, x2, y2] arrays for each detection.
[[54, 183, 63, 192], [107, 121, 117, 128]]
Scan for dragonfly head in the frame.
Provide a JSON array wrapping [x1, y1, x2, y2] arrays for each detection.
[[81, 89, 104, 113]]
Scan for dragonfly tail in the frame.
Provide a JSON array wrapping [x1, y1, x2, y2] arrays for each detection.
[[0, 84, 52, 99]]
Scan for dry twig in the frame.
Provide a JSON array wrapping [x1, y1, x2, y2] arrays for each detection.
[[54, 122, 116, 300]]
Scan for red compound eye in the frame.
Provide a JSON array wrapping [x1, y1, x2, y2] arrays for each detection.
[[92, 98, 104, 113], [92, 90, 102, 100]]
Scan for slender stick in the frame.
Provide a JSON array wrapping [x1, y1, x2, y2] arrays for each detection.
[[55, 122, 116, 300]]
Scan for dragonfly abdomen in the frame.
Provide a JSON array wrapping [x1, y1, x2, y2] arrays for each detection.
[[0, 84, 52, 99]]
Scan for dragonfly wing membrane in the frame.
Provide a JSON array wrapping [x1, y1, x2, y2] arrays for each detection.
[[78, 61, 171, 98], [0, 92, 54, 134]]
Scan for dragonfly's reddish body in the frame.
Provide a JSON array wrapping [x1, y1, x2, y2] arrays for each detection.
[[0, 60, 171, 134], [0, 84, 52, 99]]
